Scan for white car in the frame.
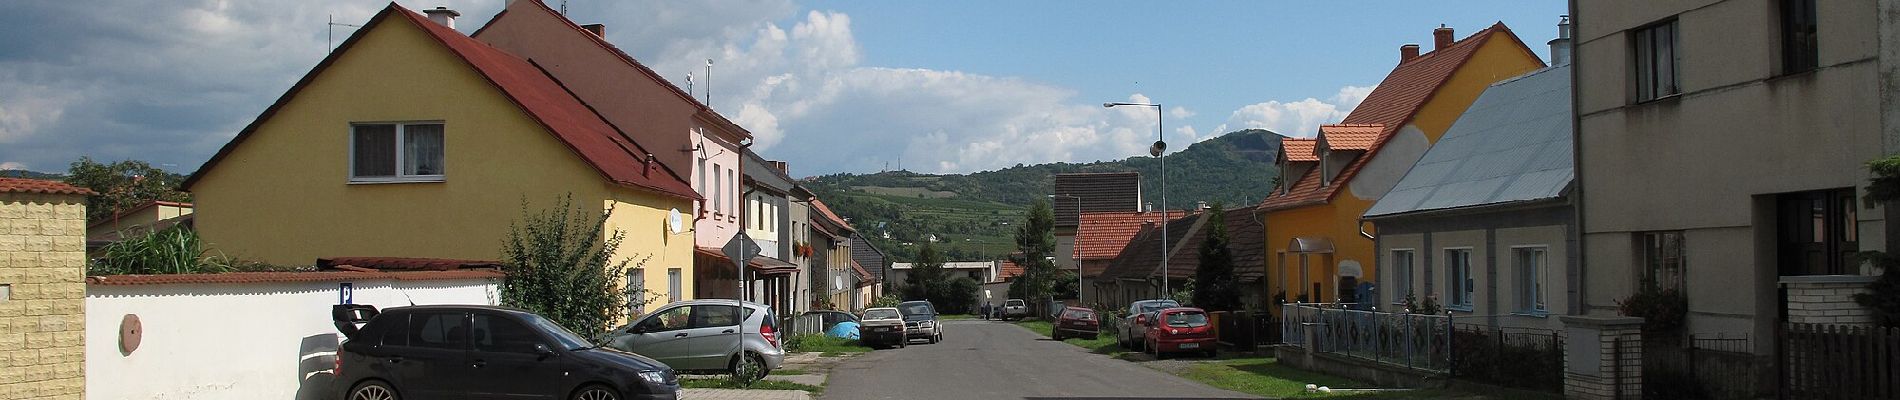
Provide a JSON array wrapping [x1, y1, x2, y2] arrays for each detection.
[[859, 307, 908, 349], [1002, 299, 1029, 321]]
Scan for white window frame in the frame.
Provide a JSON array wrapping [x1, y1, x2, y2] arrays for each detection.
[[349, 121, 446, 183], [1444, 247, 1474, 310], [627, 268, 647, 316], [1390, 249, 1415, 305], [667, 268, 683, 302], [713, 164, 723, 215], [1512, 245, 1550, 315]]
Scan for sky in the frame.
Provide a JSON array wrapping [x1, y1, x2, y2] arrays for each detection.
[[0, 0, 1565, 177]]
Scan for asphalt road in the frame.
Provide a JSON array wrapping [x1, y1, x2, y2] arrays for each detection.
[[821, 320, 1257, 400]]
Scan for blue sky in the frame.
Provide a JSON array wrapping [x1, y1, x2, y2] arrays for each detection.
[[0, 1, 1564, 176]]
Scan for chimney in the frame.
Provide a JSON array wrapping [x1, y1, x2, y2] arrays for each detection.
[[1433, 24, 1454, 51], [423, 6, 460, 29], [581, 24, 606, 37], [771, 161, 789, 174], [1400, 44, 1420, 62], [1144, 202, 1155, 213], [1548, 15, 1572, 65], [1197, 201, 1209, 211]]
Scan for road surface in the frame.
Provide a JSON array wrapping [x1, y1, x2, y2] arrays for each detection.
[[821, 319, 1256, 400]]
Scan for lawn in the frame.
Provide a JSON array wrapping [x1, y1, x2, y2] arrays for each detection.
[[783, 334, 872, 354], [680, 378, 824, 394]]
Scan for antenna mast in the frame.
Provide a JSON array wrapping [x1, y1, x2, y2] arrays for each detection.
[[328, 14, 363, 52], [704, 59, 714, 108]]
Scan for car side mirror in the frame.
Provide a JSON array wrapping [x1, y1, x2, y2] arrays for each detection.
[[534, 343, 557, 358]]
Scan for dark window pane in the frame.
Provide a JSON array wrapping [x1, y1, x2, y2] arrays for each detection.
[[693, 305, 741, 328], [377, 314, 408, 347], [403, 123, 444, 176], [353, 124, 396, 178], [640, 306, 693, 332], [408, 312, 468, 350], [472, 314, 542, 354]]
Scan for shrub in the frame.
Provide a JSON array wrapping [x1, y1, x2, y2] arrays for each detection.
[[91, 225, 232, 275], [498, 195, 637, 337], [1617, 287, 1688, 333], [1854, 252, 1900, 328]]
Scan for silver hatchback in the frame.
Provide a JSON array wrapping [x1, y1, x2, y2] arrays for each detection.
[[601, 300, 786, 379]]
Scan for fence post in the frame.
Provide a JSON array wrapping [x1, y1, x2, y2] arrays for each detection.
[[1446, 310, 1455, 377], [1561, 315, 1644, 400]]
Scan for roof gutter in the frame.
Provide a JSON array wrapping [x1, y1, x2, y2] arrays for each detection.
[[1357, 218, 1375, 240]]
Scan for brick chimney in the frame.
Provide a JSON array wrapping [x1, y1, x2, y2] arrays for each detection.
[[423, 6, 460, 29], [1433, 25, 1455, 51], [1400, 44, 1420, 62], [770, 161, 789, 174], [581, 24, 605, 37]]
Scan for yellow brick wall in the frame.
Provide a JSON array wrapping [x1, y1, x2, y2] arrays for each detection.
[[0, 193, 87, 400]]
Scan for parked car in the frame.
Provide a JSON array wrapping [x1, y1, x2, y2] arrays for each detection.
[[898, 300, 944, 344], [1117, 299, 1180, 350], [1142, 307, 1216, 358], [1001, 299, 1029, 321], [330, 304, 681, 400], [1050, 306, 1100, 341], [599, 300, 784, 380], [858, 307, 907, 349], [801, 309, 860, 338]]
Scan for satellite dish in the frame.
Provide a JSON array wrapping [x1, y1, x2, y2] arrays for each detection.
[[668, 209, 684, 234]]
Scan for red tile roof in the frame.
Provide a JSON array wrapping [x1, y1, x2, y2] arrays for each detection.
[[809, 199, 855, 232], [1318, 124, 1383, 151], [850, 260, 875, 285], [1093, 206, 1267, 283], [1075, 210, 1190, 261], [0, 178, 95, 196], [994, 260, 1023, 283], [86, 269, 503, 286], [1281, 139, 1319, 162], [181, 4, 698, 201], [318, 257, 501, 271], [1261, 23, 1539, 212]]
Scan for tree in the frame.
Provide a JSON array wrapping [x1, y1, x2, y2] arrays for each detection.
[[65, 157, 190, 221], [1857, 155, 1900, 327], [1193, 203, 1242, 311], [499, 195, 636, 336], [1014, 198, 1058, 316], [903, 241, 948, 301], [941, 276, 980, 314]]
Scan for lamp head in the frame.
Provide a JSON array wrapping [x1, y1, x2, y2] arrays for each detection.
[[1102, 102, 1115, 108], [1149, 140, 1167, 157]]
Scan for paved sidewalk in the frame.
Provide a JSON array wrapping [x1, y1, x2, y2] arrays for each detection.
[[680, 388, 812, 400]]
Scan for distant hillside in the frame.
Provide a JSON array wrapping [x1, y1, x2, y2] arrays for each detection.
[[0, 170, 63, 180], [808, 129, 1283, 263]]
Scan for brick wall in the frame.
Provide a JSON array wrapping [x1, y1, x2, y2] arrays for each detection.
[[1781, 275, 1878, 327], [0, 192, 88, 400]]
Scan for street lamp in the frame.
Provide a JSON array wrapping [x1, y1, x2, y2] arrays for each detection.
[[1103, 101, 1169, 295], [1049, 194, 1083, 304]]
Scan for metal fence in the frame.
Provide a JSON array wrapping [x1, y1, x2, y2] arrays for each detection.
[[1782, 323, 1900, 399], [1212, 311, 1280, 351], [1634, 332, 1773, 400], [1450, 324, 1565, 392], [781, 313, 828, 336], [1281, 303, 1452, 372]]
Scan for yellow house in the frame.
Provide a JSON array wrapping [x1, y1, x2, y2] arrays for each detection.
[[181, 4, 700, 308], [85, 200, 193, 258], [1261, 24, 1543, 306]]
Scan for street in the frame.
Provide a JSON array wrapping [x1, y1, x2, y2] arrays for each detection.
[[820, 320, 1257, 400]]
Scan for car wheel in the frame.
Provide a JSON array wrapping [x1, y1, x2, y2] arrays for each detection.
[[730, 352, 767, 382], [348, 380, 399, 400], [571, 384, 619, 400], [1051, 332, 1062, 341], [1206, 349, 1219, 358]]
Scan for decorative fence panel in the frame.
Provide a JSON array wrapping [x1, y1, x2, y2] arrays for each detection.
[[1782, 323, 1900, 399], [1281, 303, 1452, 372]]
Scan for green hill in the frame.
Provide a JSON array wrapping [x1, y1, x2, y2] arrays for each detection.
[[0, 170, 63, 179], [807, 129, 1283, 263]]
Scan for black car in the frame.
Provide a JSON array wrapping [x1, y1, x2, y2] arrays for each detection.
[[897, 300, 943, 344], [331, 304, 679, 400]]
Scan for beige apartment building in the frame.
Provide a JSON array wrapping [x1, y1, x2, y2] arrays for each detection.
[[1574, 0, 1895, 351]]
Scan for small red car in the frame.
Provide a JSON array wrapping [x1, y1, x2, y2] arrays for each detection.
[[1051, 306, 1099, 340], [1142, 307, 1216, 358]]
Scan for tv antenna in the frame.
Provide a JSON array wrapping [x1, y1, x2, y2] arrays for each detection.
[[328, 14, 363, 52]]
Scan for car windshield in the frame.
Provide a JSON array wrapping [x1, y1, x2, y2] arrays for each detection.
[[1139, 301, 1180, 313], [521, 313, 594, 351], [864, 309, 900, 320], [900, 303, 935, 316], [1061, 309, 1094, 320], [1166, 312, 1208, 328]]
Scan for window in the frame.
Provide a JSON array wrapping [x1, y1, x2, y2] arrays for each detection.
[[713, 164, 723, 214], [1446, 248, 1473, 309], [667, 268, 683, 302], [638, 306, 693, 332], [1780, 0, 1818, 74], [1632, 20, 1680, 101], [1391, 249, 1415, 303], [1515, 247, 1549, 313], [376, 313, 409, 347], [407, 312, 468, 350], [627, 268, 646, 316], [1639, 231, 1686, 291], [351, 122, 444, 182], [691, 305, 742, 328], [1778, 189, 1858, 275], [471, 314, 542, 354], [728, 169, 736, 218]]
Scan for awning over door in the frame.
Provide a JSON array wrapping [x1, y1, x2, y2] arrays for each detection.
[[1288, 236, 1335, 254]]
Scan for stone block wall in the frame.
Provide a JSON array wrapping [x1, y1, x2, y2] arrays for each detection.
[[1562, 315, 1643, 400], [1781, 275, 1878, 326], [0, 192, 89, 400]]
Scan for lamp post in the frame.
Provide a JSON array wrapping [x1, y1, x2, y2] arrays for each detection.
[[1103, 101, 1168, 295], [1049, 194, 1083, 304]]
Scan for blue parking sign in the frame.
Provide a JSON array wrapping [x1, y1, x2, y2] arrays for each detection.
[[340, 282, 353, 304]]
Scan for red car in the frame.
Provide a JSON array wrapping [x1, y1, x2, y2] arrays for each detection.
[[1142, 307, 1216, 358], [1051, 307, 1099, 340]]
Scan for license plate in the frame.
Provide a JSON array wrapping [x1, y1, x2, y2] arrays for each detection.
[[1179, 343, 1199, 349], [874, 327, 889, 332]]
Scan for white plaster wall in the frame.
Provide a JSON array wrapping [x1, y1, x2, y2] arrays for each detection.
[[1350, 125, 1430, 201], [85, 278, 497, 400]]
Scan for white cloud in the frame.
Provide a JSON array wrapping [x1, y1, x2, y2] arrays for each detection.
[[1217, 85, 1375, 138], [0, 162, 27, 170]]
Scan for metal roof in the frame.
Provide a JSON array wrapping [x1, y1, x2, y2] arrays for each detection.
[[1363, 65, 1573, 219]]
